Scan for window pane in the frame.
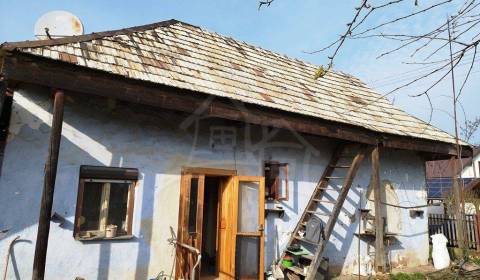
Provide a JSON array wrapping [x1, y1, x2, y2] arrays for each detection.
[[235, 236, 260, 279], [188, 178, 199, 233], [80, 182, 103, 232], [107, 183, 130, 234], [238, 181, 259, 232]]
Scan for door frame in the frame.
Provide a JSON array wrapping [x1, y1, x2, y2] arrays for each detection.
[[176, 168, 265, 280], [176, 167, 237, 279]]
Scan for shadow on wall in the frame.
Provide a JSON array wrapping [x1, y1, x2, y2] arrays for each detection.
[[0, 86, 192, 279], [0, 84, 328, 279]]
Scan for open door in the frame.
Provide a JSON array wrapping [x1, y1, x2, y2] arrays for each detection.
[[178, 171, 264, 280], [218, 176, 236, 279], [176, 173, 205, 280], [234, 176, 265, 280]]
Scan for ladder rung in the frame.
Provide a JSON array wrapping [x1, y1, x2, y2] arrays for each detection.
[[316, 187, 337, 191], [307, 210, 330, 216], [330, 165, 351, 168], [294, 236, 320, 246], [325, 176, 345, 179], [313, 199, 335, 204], [301, 254, 314, 261], [285, 265, 307, 276]]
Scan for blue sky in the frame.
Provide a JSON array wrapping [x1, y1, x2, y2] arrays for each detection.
[[1, 0, 478, 144]]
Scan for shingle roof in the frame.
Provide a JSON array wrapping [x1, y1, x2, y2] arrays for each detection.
[[1, 19, 459, 144]]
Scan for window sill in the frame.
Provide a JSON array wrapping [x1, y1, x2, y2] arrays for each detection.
[[77, 234, 134, 242]]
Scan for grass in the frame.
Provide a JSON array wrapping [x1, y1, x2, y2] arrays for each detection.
[[388, 272, 426, 280], [470, 255, 480, 266]]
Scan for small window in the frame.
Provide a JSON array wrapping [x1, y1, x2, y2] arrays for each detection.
[[74, 166, 138, 240], [264, 161, 289, 201], [210, 126, 236, 149]]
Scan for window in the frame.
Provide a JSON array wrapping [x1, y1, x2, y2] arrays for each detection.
[[264, 161, 289, 201], [74, 165, 138, 240], [210, 126, 236, 149]]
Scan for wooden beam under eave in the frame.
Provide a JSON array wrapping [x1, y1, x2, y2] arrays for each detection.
[[371, 146, 386, 273], [32, 89, 65, 280], [2, 53, 379, 145], [1, 52, 471, 157]]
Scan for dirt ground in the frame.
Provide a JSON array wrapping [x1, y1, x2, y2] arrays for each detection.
[[332, 264, 437, 279]]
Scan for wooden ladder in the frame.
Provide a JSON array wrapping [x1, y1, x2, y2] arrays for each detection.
[[279, 143, 369, 280]]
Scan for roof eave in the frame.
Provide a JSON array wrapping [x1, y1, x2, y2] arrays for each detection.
[[0, 51, 471, 159]]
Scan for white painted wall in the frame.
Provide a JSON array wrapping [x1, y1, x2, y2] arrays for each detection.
[[461, 153, 480, 178], [0, 85, 429, 279]]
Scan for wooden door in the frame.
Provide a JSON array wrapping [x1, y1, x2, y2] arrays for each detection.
[[234, 176, 265, 280], [176, 173, 205, 280], [218, 176, 236, 279]]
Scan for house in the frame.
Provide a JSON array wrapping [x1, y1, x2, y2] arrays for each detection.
[[426, 148, 478, 213], [461, 148, 480, 178], [0, 19, 472, 279]]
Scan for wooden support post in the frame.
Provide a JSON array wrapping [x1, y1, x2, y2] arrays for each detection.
[[32, 90, 65, 280], [372, 146, 386, 273], [450, 156, 466, 251]]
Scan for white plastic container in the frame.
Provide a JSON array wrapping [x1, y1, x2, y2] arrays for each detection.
[[431, 233, 450, 270]]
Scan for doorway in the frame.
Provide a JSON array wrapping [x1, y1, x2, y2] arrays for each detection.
[[176, 168, 265, 280], [200, 176, 220, 278]]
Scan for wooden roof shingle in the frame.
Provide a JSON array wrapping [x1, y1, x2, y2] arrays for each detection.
[[1, 19, 460, 144]]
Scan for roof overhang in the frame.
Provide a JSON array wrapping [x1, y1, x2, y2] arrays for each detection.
[[0, 51, 472, 159]]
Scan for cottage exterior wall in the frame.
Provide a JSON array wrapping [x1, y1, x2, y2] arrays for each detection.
[[461, 153, 480, 178], [0, 85, 428, 279]]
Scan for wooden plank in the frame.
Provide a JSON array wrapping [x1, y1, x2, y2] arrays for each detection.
[[73, 179, 85, 239], [194, 175, 205, 280], [126, 182, 136, 235], [218, 176, 236, 279], [259, 177, 265, 280], [372, 146, 386, 273], [32, 89, 64, 280], [476, 214, 480, 252], [182, 167, 237, 176], [306, 145, 369, 280], [176, 173, 189, 279], [1, 53, 472, 158]]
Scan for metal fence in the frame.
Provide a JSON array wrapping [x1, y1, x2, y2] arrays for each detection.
[[428, 214, 479, 250]]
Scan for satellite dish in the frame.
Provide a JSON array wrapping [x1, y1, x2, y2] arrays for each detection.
[[34, 11, 84, 40]]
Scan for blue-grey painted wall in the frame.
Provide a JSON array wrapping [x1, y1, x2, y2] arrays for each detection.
[[0, 85, 429, 279]]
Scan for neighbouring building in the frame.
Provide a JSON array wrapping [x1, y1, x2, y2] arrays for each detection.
[[426, 148, 478, 214], [0, 20, 472, 279]]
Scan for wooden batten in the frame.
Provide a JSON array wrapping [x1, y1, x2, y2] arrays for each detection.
[[0, 53, 472, 158], [32, 89, 65, 280], [371, 146, 386, 273]]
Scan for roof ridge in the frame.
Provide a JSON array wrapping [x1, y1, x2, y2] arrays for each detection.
[[0, 19, 196, 51]]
